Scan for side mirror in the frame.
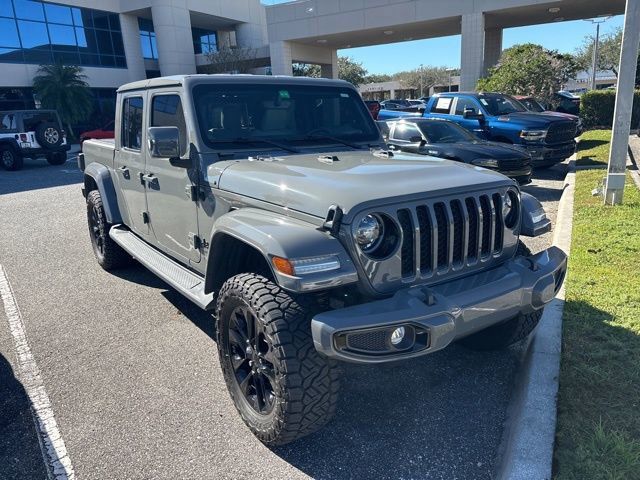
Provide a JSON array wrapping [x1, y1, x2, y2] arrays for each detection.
[[409, 135, 424, 144], [462, 107, 477, 119], [148, 126, 180, 159]]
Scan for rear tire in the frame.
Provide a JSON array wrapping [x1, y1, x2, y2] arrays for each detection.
[[216, 273, 341, 445], [0, 145, 23, 171], [86, 190, 131, 270], [459, 241, 544, 350], [46, 151, 67, 165]]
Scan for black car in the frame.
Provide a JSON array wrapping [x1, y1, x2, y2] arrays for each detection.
[[382, 118, 532, 185]]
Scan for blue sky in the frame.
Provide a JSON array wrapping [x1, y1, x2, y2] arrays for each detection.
[[335, 16, 624, 74]]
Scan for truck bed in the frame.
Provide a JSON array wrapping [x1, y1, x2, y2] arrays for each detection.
[[82, 138, 115, 169]]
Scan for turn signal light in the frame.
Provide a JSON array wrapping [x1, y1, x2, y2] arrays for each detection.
[[272, 256, 295, 276]]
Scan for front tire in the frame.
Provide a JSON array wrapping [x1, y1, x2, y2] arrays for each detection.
[[459, 241, 544, 350], [216, 273, 341, 445], [86, 190, 131, 270], [0, 146, 23, 171]]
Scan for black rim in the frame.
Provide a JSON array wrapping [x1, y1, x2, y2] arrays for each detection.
[[1, 150, 13, 167], [89, 205, 105, 256], [227, 305, 276, 415]]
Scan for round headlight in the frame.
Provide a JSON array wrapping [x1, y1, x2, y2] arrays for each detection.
[[503, 190, 520, 229], [503, 192, 513, 217], [355, 214, 382, 251]]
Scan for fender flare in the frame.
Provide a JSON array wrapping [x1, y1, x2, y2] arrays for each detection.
[[83, 162, 123, 224], [520, 191, 551, 237], [0, 138, 22, 154], [205, 208, 358, 293]]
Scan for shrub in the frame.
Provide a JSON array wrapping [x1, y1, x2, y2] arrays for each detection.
[[580, 89, 640, 129]]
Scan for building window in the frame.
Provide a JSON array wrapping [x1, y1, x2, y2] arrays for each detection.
[[0, 0, 127, 68], [138, 18, 157, 60], [192, 27, 217, 55]]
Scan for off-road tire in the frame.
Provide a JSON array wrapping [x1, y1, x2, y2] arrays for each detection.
[[0, 145, 23, 171], [86, 190, 131, 270], [35, 122, 64, 150], [216, 273, 341, 445], [459, 241, 544, 350], [46, 151, 67, 165]]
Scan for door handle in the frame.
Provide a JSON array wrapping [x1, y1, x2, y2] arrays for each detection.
[[117, 166, 130, 179], [141, 173, 158, 187]]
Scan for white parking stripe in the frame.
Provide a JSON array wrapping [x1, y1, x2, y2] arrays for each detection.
[[0, 264, 75, 480]]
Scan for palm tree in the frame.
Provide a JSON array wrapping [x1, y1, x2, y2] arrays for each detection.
[[32, 63, 93, 138]]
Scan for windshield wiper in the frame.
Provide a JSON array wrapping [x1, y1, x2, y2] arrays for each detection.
[[303, 133, 364, 150], [210, 138, 299, 153]]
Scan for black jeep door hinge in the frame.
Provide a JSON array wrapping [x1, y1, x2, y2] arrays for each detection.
[[185, 184, 200, 202], [189, 232, 202, 249]]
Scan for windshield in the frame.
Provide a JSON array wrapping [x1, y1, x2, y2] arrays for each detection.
[[418, 121, 477, 143], [479, 94, 527, 116], [519, 98, 545, 113], [192, 83, 379, 150]]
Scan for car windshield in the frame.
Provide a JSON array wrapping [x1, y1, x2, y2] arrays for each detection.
[[520, 98, 545, 112], [418, 121, 477, 143], [192, 83, 379, 150], [479, 94, 527, 115]]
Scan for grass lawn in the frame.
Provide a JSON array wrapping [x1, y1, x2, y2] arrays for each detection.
[[554, 170, 640, 479], [576, 129, 612, 166]]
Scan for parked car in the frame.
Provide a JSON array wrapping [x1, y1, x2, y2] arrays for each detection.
[[383, 118, 532, 185], [514, 95, 583, 135], [420, 92, 577, 168], [80, 120, 115, 150], [364, 100, 381, 120], [378, 99, 423, 121], [0, 109, 70, 171], [79, 74, 566, 446], [554, 91, 580, 115]]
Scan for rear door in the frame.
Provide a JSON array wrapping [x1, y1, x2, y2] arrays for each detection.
[[144, 91, 200, 264], [113, 94, 149, 235]]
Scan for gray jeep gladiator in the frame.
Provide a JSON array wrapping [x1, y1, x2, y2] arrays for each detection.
[[79, 75, 567, 445]]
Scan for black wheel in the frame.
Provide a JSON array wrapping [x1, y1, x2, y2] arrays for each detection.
[[35, 122, 64, 150], [46, 151, 67, 165], [0, 145, 23, 171], [216, 273, 341, 445], [459, 242, 544, 350], [86, 190, 131, 270]]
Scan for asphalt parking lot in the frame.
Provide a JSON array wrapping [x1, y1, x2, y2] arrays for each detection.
[[0, 155, 567, 480]]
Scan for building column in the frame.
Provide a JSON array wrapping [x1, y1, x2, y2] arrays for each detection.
[[320, 50, 338, 79], [151, 0, 196, 76], [119, 13, 146, 82], [270, 41, 293, 76], [484, 27, 502, 74], [460, 12, 485, 91]]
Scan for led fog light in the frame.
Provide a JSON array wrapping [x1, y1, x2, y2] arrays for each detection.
[[390, 326, 405, 345]]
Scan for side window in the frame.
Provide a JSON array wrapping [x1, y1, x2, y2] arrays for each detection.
[[392, 123, 421, 142], [430, 97, 453, 114], [454, 97, 480, 115], [1, 114, 17, 131], [151, 94, 187, 156], [122, 96, 143, 150]]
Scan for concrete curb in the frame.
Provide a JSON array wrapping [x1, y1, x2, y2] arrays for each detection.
[[496, 172, 575, 480]]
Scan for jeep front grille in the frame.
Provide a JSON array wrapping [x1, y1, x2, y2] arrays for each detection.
[[396, 193, 505, 280]]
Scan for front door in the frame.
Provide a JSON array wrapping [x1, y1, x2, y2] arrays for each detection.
[[144, 92, 201, 265], [114, 94, 149, 235], [451, 97, 487, 139]]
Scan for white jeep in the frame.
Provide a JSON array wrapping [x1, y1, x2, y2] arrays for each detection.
[[0, 109, 71, 171]]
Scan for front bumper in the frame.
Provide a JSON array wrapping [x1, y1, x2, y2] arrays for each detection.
[[311, 246, 567, 364], [524, 141, 576, 166]]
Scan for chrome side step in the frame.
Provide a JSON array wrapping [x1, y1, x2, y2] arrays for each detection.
[[109, 226, 214, 310]]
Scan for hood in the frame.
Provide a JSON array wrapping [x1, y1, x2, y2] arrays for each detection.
[[217, 150, 511, 220], [542, 110, 578, 121], [499, 111, 574, 127]]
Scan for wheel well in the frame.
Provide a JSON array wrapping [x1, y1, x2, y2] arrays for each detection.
[[205, 233, 274, 294], [84, 174, 98, 195], [0, 139, 19, 152], [494, 136, 513, 144]]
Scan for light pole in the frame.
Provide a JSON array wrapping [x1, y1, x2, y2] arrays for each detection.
[[419, 64, 424, 97], [583, 17, 611, 90]]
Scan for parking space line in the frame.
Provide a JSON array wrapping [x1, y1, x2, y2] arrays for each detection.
[[0, 264, 75, 480]]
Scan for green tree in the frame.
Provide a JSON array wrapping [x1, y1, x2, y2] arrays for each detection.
[[575, 27, 622, 76], [292, 56, 368, 86], [393, 66, 453, 96], [362, 73, 392, 84], [202, 46, 260, 74], [477, 44, 579, 105], [32, 63, 92, 137]]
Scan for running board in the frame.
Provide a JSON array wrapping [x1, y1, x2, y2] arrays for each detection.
[[109, 226, 215, 310]]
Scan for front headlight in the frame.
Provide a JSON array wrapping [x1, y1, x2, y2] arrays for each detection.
[[503, 189, 520, 229], [520, 129, 547, 142], [355, 214, 382, 251], [472, 158, 499, 168]]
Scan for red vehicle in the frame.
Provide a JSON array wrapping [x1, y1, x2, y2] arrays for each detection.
[[80, 120, 114, 150], [364, 100, 381, 120]]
